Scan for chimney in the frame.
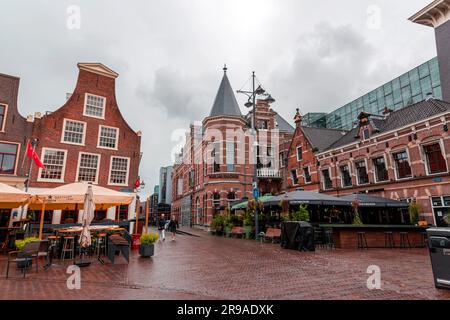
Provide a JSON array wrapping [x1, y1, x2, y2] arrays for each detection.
[[382, 106, 393, 116], [294, 108, 302, 128], [409, 1, 450, 101]]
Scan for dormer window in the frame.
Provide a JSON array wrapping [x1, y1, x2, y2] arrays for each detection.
[[363, 128, 370, 140]]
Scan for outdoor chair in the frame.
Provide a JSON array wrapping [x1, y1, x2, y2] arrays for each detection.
[[6, 241, 40, 278], [31, 240, 52, 271]]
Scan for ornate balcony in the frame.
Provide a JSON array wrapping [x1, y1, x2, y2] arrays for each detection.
[[257, 168, 282, 179]]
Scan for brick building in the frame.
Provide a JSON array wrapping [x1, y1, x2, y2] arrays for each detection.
[[286, 109, 347, 192], [0, 73, 34, 229], [316, 99, 450, 226], [18, 63, 142, 226], [171, 67, 294, 227]]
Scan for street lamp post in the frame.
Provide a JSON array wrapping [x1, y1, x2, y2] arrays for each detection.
[[237, 72, 268, 240]]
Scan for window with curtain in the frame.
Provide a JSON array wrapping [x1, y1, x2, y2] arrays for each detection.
[[393, 151, 412, 179], [424, 143, 447, 174]]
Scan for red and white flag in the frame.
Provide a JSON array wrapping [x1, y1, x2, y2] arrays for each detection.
[[26, 142, 45, 169]]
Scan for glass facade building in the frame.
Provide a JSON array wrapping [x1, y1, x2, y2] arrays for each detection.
[[304, 57, 442, 130]]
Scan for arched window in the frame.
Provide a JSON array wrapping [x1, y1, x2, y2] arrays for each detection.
[[213, 193, 221, 209]]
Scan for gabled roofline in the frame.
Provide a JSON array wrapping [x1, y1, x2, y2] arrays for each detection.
[[317, 108, 450, 158], [77, 63, 119, 79]]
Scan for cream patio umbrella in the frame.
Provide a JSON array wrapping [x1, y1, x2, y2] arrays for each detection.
[[79, 185, 95, 248], [0, 182, 30, 209], [29, 182, 134, 240]]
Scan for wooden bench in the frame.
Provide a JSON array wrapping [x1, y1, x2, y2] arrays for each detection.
[[231, 227, 245, 238], [264, 228, 281, 243]]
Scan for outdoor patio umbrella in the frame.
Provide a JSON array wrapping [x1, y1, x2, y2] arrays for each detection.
[[79, 185, 95, 248], [0, 182, 30, 208], [266, 190, 351, 206], [28, 182, 135, 239], [339, 194, 409, 208], [78, 185, 95, 266]]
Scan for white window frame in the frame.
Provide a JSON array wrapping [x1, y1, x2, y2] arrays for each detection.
[[75, 152, 101, 184], [340, 163, 353, 188], [37, 147, 68, 183], [291, 169, 299, 186], [303, 166, 312, 184], [61, 118, 87, 146], [391, 149, 413, 181], [421, 139, 449, 176], [354, 158, 370, 186], [97, 125, 119, 150], [0, 103, 8, 132], [296, 146, 303, 161], [108, 156, 130, 186], [83, 93, 106, 119], [321, 167, 333, 190], [372, 154, 389, 183]]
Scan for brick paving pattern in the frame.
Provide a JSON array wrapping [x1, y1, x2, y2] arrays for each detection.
[[0, 228, 449, 300]]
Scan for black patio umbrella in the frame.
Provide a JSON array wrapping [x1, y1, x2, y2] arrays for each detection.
[[266, 191, 351, 207], [339, 194, 409, 208]]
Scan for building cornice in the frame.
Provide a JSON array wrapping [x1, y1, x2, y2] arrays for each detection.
[[409, 0, 450, 28]]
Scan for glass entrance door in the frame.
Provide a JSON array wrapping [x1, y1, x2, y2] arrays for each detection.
[[432, 196, 450, 227]]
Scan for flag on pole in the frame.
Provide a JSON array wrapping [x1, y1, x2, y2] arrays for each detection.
[[26, 142, 45, 169]]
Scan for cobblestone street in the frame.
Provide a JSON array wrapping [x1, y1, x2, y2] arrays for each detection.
[[1, 228, 449, 300]]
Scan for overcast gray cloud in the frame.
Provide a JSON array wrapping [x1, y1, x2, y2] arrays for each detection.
[[0, 0, 437, 196]]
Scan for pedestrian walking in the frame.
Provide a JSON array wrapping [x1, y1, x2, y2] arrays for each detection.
[[168, 215, 179, 241], [157, 214, 166, 242]]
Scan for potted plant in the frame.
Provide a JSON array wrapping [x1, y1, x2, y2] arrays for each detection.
[[243, 211, 253, 239], [139, 232, 159, 257], [224, 215, 233, 237], [211, 214, 225, 236], [283, 204, 310, 222], [14, 237, 40, 269], [408, 201, 421, 225], [352, 199, 363, 225]]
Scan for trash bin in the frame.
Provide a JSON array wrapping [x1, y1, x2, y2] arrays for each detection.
[[427, 228, 450, 290], [281, 221, 315, 252]]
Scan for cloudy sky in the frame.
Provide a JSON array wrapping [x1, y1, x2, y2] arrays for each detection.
[[0, 0, 437, 196]]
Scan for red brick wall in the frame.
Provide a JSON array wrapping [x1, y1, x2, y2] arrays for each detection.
[[29, 66, 141, 191], [318, 113, 450, 224], [0, 73, 33, 182], [286, 126, 320, 192]]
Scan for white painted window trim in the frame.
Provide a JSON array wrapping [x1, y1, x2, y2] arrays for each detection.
[[97, 125, 119, 150], [83, 93, 106, 119], [354, 158, 370, 186], [0, 103, 8, 132], [339, 163, 353, 188], [421, 138, 449, 176], [0, 140, 20, 176], [372, 154, 389, 183], [391, 149, 414, 181], [303, 166, 312, 184], [291, 168, 299, 186], [108, 156, 130, 186], [75, 152, 101, 184], [296, 145, 303, 161], [321, 167, 332, 190], [60, 118, 87, 146], [37, 147, 68, 183]]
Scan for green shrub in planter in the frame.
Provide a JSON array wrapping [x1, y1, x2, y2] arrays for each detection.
[[15, 237, 40, 251], [139, 232, 159, 257]]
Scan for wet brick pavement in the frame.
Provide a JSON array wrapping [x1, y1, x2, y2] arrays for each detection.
[[0, 228, 449, 300]]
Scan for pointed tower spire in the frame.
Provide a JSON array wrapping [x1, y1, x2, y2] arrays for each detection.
[[209, 66, 242, 118]]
